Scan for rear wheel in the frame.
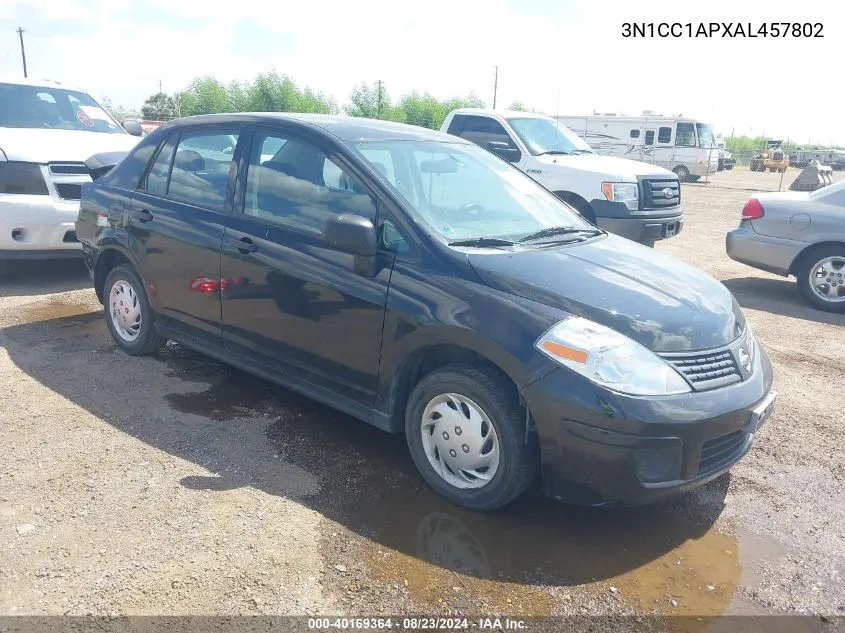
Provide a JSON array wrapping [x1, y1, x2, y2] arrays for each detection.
[[672, 165, 691, 182], [796, 246, 845, 313], [103, 264, 165, 355], [405, 365, 539, 510]]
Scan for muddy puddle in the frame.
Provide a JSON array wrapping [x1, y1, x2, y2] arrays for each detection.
[[12, 299, 99, 325], [148, 342, 783, 620]]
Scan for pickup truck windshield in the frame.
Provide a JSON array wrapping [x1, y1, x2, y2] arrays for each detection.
[[350, 139, 590, 243], [0, 82, 124, 134], [506, 117, 593, 156]]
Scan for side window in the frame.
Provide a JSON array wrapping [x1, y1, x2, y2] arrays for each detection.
[[244, 132, 375, 236], [658, 127, 672, 144], [644, 130, 655, 146], [675, 123, 696, 147], [168, 130, 239, 208], [379, 218, 409, 254], [143, 136, 177, 194], [458, 115, 518, 149], [446, 115, 466, 136], [630, 129, 640, 139]]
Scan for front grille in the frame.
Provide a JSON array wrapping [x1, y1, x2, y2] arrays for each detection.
[[772, 150, 784, 161], [55, 183, 82, 200], [662, 348, 742, 390], [49, 162, 88, 175], [641, 177, 681, 210], [699, 430, 748, 475]]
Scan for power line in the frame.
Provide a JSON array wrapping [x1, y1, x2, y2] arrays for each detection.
[[16, 27, 27, 78]]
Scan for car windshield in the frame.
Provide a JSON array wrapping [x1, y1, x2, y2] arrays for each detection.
[[696, 123, 715, 148], [349, 139, 591, 243], [506, 117, 593, 156], [0, 82, 124, 134]]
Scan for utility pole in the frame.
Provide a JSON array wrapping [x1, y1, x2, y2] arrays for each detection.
[[376, 79, 383, 118], [17, 27, 27, 78], [492, 66, 499, 109], [158, 79, 162, 95]]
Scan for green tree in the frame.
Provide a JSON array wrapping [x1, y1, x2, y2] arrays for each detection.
[[175, 76, 231, 115], [508, 101, 527, 112], [99, 97, 140, 123], [141, 93, 177, 120], [346, 82, 404, 121]]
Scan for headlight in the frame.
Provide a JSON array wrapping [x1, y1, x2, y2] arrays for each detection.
[[601, 182, 638, 211], [0, 161, 48, 195], [535, 317, 690, 395]]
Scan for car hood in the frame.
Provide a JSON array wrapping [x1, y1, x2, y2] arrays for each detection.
[[535, 153, 676, 180], [468, 235, 744, 352], [0, 128, 139, 163]]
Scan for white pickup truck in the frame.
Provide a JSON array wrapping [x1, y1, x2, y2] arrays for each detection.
[[441, 109, 683, 246]]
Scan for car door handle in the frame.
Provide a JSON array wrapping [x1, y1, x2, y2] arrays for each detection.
[[134, 208, 153, 223], [226, 236, 257, 254]]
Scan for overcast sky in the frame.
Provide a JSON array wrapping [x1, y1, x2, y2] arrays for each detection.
[[1, 0, 842, 144]]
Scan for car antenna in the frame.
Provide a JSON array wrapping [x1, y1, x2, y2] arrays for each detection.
[[554, 88, 560, 161]]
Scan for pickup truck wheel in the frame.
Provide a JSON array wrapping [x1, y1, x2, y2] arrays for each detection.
[[672, 165, 690, 181], [796, 246, 845, 313], [405, 365, 538, 510], [553, 192, 595, 224], [104, 264, 165, 355]]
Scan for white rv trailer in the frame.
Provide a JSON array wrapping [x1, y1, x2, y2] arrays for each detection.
[[555, 114, 718, 181]]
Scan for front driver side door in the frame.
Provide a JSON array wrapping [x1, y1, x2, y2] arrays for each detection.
[[220, 126, 394, 406]]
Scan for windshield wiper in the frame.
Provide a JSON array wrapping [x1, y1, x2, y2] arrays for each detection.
[[517, 226, 604, 243], [448, 237, 515, 248], [570, 148, 593, 154], [535, 150, 571, 156]]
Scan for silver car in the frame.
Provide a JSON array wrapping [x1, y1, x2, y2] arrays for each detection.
[[726, 181, 845, 312]]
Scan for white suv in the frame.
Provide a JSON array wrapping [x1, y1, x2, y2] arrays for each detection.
[[441, 109, 683, 246], [0, 78, 140, 272]]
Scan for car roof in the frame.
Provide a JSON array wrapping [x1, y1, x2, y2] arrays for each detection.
[[160, 113, 470, 143], [0, 77, 87, 92]]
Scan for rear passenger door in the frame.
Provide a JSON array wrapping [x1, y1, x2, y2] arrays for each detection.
[[131, 127, 243, 344], [219, 126, 393, 405]]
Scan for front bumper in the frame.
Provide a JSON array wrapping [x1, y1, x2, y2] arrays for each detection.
[[521, 343, 774, 506], [589, 200, 683, 243], [726, 224, 804, 276], [0, 193, 82, 259]]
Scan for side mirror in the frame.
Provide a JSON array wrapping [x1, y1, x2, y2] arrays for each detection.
[[122, 120, 143, 137], [323, 214, 379, 276], [487, 141, 521, 163]]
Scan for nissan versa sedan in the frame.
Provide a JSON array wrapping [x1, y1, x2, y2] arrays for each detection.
[[76, 114, 775, 510], [727, 181, 845, 312]]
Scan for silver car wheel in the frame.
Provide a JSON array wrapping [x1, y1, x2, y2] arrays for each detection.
[[809, 256, 845, 303], [109, 280, 143, 342], [420, 393, 500, 490]]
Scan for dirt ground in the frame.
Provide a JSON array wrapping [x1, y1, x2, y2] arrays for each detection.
[[1, 168, 843, 624]]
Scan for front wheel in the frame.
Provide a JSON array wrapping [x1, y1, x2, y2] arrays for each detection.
[[405, 365, 539, 510], [672, 165, 691, 182], [103, 264, 166, 355], [796, 246, 845, 313]]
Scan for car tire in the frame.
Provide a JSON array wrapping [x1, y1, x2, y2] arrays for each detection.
[[672, 165, 690, 182], [405, 364, 539, 511], [103, 264, 166, 355], [796, 246, 845, 313]]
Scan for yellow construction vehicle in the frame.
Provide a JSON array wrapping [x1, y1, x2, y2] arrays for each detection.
[[750, 140, 789, 173]]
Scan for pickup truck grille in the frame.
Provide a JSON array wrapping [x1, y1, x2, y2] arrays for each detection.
[[641, 178, 681, 210]]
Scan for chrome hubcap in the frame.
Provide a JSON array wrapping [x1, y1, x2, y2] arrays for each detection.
[[109, 280, 142, 342], [420, 393, 500, 490], [810, 256, 845, 303]]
